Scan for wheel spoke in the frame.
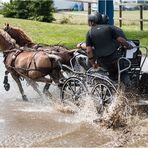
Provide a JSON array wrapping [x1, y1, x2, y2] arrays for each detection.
[[75, 84, 83, 95], [61, 77, 86, 106], [94, 87, 101, 98], [92, 83, 115, 110], [74, 79, 76, 92], [67, 81, 75, 94], [63, 89, 73, 96], [102, 87, 107, 101]]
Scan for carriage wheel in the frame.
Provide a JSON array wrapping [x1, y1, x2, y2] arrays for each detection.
[[91, 80, 116, 113], [61, 77, 87, 106]]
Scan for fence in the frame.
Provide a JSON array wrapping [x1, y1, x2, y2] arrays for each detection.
[[118, 3, 148, 30]]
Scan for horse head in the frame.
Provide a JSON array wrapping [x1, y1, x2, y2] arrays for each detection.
[[4, 23, 10, 31], [0, 29, 17, 51], [4, 23, 34, 47]]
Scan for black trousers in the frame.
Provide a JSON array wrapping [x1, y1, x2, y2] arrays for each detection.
[[97, 50, 120, 81], [96, 50, 131, 87]]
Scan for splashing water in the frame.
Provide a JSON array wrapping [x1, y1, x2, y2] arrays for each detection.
[[74, 95, 99, 123], [98, 90, 132, 129]]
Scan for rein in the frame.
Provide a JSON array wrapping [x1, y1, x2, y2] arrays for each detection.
[[4, 49, 59, 77]]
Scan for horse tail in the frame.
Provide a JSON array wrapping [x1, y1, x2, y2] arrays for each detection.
[[3, 70, 10, 91]]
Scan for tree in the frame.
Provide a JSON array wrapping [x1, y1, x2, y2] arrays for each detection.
[[1, 0, 54, 22], [15, 0, 32, 19], [31, 0, 54, 22], [1, 1, 17, 17]]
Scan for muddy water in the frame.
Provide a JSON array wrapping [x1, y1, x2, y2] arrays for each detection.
[[0, 53, 148, 147]]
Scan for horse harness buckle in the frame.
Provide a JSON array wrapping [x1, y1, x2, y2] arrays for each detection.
[[12, 50, 22, 60]]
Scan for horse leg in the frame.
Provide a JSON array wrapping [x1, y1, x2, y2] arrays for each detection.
[[36, 77, 52, 98], [43, 83, 50, 94], [43, 83, 52, 98], [3, 70, 10, 91], [30, 82, 42, 96], [11, 73, 28, 101], [25, 77, 42, 96]]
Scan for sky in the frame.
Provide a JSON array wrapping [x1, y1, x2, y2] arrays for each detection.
[[0, 0, 9, 3]]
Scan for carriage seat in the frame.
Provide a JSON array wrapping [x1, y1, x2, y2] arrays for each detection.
[[125, 40, 142, 68]]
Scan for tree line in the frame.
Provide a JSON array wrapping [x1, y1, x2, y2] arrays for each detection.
[[1, 0, 54, 22]]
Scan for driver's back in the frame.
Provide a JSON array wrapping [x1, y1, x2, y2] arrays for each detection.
[[87, 25, 118, 57]]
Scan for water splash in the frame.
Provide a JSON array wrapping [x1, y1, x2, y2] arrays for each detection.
[[75, 95, 99, 123], [55, 95, 99, 124], [94, 90, 132, 129]]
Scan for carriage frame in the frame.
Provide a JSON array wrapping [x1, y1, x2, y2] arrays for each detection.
[[59, 45, 148, 111]]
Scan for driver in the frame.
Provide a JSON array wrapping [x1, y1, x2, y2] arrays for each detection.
[[77, 13, 127, 49], [85, 13, 132, 85]]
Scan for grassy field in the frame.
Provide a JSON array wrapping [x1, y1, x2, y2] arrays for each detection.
[[0, 15, 88, 48], [54, 10, 148, 26], [0, 11, 147, 49]]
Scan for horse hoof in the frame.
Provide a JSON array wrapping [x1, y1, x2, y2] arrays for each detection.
[[43, 91, 52, 98], [4, 83, 10, 91], [22, 95, 28, 101]]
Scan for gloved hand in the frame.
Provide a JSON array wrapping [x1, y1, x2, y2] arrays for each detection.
[[77, 42, 86, 50], [92, 63, 100, 69], [123, 44, 133, 50], [128, 44, 134, 49]]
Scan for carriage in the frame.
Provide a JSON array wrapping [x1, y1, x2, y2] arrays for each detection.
[[1, 25, 147, 113], [59, 42, 148, 112]]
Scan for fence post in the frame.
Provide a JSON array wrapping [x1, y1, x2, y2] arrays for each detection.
[[140, 5, 143, 31], [119, 4, 122, 27], [88, 3, 91, 14]]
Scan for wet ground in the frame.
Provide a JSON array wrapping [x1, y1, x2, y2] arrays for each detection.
[[0, 53, 148, 147]]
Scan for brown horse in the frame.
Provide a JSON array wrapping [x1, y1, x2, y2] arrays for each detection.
[[3, 24, 76, 61], [0, 29, 74, 101], [4, 24, 69, 50], [3, 24, 77, 68], [4, 23, 35, 48]]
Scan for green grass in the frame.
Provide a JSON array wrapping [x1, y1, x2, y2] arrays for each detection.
[[0, 13, 147, 49], [0, 15, 88, 48]]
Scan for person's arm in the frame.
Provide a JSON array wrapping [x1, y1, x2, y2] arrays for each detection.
[[86, 31, 99, 68], [86, 46, 99, 68], [116, 37, 133, 49], [86, 31, 94, 65], [111, 27, 133, 49], [111, 25, 127, 40], [86, 46, 95, 65]]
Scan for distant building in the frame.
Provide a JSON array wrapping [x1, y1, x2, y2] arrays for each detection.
[[54, 0, 76, 10], [114, 0, 148, 10], [114, 0, 148, 3]]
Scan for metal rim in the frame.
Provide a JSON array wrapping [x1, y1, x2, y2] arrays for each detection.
[[61, 77, 87, 106], [91, 82, 115, 113]]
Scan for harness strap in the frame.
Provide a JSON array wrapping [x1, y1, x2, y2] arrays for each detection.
[[11, 50, 23, 67], [27, 52, 39, 70]]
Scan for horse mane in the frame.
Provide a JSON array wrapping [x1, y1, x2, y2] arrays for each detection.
[[4, 25, 73, 52], [6, 27, 71, 50], [7, 26, 34, 47], [48, 44, 70, 50], [35, 43, 70, 51], [0, 29, 17, 50]]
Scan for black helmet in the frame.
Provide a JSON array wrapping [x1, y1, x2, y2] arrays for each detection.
[[94, 12, 102, 24], [101, 14, 109, 24], [88, 14, 98, 24]]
